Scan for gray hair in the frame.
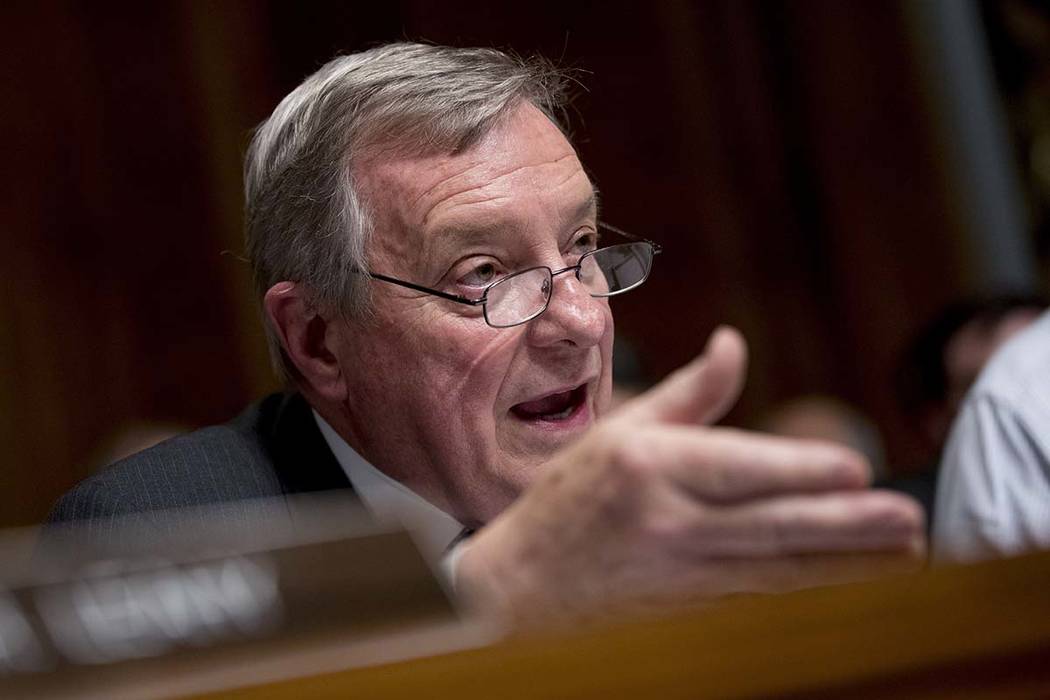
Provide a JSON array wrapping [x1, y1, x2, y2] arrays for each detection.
[[244, 42, 573, 381]]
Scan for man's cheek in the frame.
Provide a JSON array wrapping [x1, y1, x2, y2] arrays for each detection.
[[412, 358, 500, 429], [436, 332, 520, 394]]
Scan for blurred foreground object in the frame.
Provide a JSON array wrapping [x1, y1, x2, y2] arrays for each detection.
[[6, 495, 486, 699], [934, 308, 1050, 563], [189, 551, 1050, 699], [11, 509, 1050, 698]]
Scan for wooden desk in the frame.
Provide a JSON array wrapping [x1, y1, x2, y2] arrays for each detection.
[[199, 552, 1050, 699]]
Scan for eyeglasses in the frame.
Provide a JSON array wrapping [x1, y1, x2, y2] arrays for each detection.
[[361, 223, 662, 328]]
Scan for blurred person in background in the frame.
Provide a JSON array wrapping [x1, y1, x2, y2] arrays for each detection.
[[933, 307, 1050, 562], [890, 294, 1046, 523], [48, 43, 924, 626]]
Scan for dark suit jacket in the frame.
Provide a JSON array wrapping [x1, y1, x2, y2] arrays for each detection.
[[47, 393, 356, 532]]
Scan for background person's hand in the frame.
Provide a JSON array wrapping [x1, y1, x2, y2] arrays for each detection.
[[458, 326, 925, 626]]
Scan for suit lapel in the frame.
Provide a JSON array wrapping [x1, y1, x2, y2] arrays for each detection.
[[263, 394, 356, 497]]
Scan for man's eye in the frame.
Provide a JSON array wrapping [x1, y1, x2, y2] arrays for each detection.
[[567, 231, 599, 262], [459, 261, 501, 288], [573, 232, 599, 252]]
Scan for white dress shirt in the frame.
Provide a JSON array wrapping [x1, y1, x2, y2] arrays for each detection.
[[313, 411, 469, 582]]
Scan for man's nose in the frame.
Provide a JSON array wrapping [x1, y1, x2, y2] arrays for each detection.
[[526, 272, 607, 348]]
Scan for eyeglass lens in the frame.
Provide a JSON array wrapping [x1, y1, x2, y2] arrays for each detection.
[[580, 242, 652, 295], [485, 268, 553, 327], [484, 242, 653, 328]]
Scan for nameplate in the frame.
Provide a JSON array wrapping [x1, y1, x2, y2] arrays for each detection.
[[0, 496, 467, 698]]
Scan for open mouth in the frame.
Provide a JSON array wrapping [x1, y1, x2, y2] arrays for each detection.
[[511, 384, 588, 423]]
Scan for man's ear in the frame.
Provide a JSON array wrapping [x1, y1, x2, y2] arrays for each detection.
[[264, 282, 347, 403]]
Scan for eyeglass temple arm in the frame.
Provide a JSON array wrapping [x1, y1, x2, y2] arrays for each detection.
[[597, 221, 663, 254], [365, 271, 485, 306]]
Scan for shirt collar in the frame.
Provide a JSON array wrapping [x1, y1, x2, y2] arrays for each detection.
[[312, 410, 464, 562]]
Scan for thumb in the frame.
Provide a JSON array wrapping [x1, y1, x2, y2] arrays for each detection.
[[617, 325, 748, 426]]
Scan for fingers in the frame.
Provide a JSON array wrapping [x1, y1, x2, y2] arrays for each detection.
[[670, 490, 925, 558], [618, 326, 748, 426], [627, 426, 871, 502]]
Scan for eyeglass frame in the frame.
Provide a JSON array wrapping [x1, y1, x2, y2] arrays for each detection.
[[357, 222, 663, 328]]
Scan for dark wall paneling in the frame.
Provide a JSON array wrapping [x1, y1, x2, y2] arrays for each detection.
[[1, 1, 1030, 526]]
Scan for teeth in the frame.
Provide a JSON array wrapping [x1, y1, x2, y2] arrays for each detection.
[[547, 405, 575, 420], [512, 384, 586, 422]]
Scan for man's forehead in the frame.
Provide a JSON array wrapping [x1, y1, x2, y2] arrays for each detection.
[[359, 106, 579, 206], [357, 104, 595, 262]]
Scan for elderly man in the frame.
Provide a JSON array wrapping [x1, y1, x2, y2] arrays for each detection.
[[50, 43, 923, 623]]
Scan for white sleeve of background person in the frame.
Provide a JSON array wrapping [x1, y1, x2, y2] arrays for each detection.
[[932, 310, 1050, 563]]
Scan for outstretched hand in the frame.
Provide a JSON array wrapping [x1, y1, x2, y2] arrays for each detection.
[[458, 327, 925, 626]]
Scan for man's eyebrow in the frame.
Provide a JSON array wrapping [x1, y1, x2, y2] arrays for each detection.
[[420, 220, 522, 280], [429, 219, 524, 246], [423, 189, 601, 272], [432, 191, 598, 242]]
